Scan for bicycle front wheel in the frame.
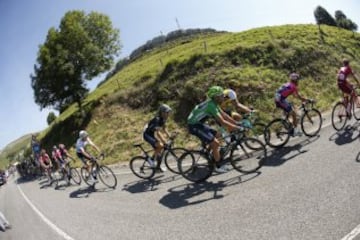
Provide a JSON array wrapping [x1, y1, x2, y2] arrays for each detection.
[[230, 137, 266, 173], [129, 156, 155, 179], [331, 102, 347, 131], [353, 94, 360, 120], [69, 168, 81, 185], [178, 151, 213, 183], [264, 119, 291, 148], [164, 148, 189, 174], [301, 109, 322, 137], [98, 165, 117, 188], [246, 122, 267, 147]]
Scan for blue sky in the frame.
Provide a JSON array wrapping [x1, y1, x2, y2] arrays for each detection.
[[0, 0, 359, 150]]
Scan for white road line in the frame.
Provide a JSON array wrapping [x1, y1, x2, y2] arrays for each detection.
[[17, 185, 75, 240], [341, 224, 360, 240]]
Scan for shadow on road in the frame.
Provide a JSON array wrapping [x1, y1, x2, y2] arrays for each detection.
[[159, 172, 260, 209], [264, 136, 319, 167], [69, 185, 114, 198], [329, 123, 360, 146], [122, 174, 183, 193]]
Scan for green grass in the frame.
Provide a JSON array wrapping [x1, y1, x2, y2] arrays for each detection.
[[2, 24, 360, 169]]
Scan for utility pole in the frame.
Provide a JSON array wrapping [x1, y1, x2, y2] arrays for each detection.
[[175, 17, 181, 30]]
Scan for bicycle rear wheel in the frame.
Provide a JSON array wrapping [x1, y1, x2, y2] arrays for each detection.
[[264, 119, 291, 148], [129, 156, 155, 179], [331, 102, 347, 131], [230, 137, 266, 173], [69, 168, 81, 185], [98, 165, 117, 188], [301, 109, 322, 137], [80, 167, 93, 186], [164, 148, 188, 174], [178, 151, 213, 183]]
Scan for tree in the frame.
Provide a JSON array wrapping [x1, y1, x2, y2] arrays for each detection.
[[31, 11, 121, 113], [47, 112, 57, 125], [335, 10, 358, 31], [314, 6, 337, 27]]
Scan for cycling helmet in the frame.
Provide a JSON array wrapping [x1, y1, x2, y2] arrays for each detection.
[[207, 86, 224, 99], [52, 145, 57, 150], [289, 73, 300, 81], [59, 144, 65, 149], [159, 104, 172, 113], [343, 58, 349, 66], [79, 130, 88, 138]]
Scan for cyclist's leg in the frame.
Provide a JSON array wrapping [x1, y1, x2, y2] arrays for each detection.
[[143, 133, 158, 167], [188, 123, 220, 163]]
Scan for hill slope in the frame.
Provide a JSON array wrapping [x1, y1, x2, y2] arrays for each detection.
[[2, 24, 360, 168]]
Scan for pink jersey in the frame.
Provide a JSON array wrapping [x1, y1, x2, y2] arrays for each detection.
[[338, 66, 353, 84], [52, 149, 62, 160], [276, 82, 298, 98]]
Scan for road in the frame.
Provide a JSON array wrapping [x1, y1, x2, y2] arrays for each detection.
[[1, 117, 360, 240]]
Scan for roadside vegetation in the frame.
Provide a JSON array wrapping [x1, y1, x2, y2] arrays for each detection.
[[1, 23, 360, 169]]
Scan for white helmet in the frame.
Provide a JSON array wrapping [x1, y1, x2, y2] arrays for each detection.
[[79, 130, 88, 138], [289, 73, 300, 81], [159, 104, 172, 113]]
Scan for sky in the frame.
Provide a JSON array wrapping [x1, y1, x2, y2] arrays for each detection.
[[0, 0, 359, 150]]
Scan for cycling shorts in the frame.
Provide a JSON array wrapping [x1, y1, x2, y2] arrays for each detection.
[[275, 93, 292, 113], [188, 123, 217, 145], [143, 132, 157, 148], [338, 82, 353, 95], [76, 152, 91, 165]]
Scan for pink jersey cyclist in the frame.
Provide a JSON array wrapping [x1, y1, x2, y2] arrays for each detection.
[[275, 81, 299, 113]]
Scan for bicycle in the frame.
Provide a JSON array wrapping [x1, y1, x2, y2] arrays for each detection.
[[54, 159, 81, 188], [264, 99, 322, 148], [331, 87, 360, 131], [238, 111, 267, 147], [129, 133, 191, 179], [177, 129, 267, 183], [80, 154, 117, 189]]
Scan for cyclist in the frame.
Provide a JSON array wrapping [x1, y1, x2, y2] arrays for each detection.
[[337, 58, 360, 117], [143, 104, 172, 172], [58, 144, 75, 181], [221, 88, 252, 122], [275, 73, 308, 137], [187, 86, 243, 173], [51, 145, 62, 170], [75, 130, 102, 184], [39, 149, 53, 181], [31, 135, 41, 166]]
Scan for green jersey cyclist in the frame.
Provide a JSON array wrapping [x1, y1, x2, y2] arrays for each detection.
[[187, 86, 243, 173]]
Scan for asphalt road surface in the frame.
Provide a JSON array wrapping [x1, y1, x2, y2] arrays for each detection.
[[2, 116, 360, 240]]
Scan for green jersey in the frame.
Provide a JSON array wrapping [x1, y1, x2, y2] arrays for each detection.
[[187, 99, 221, 124]]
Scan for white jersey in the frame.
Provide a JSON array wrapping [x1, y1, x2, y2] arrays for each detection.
[[75, 138, 88, 153]]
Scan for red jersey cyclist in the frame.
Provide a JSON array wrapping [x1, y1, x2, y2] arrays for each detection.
[[275, 73, 309, 137], [337, 58, 360, 117], [39, 149, 53, 181], [187, 86, 243, 173]]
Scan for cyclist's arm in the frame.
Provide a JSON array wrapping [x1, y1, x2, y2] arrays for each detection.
[[215, 112, 240, 132], [155, 129, 167, 144], [350, 72, 360, 86], [87, 138, 101, 154], [232, 99, 251, 114]]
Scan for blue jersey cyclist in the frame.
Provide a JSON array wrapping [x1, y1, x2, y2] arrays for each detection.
[[143, 104, 172, 171], [187, 86, 242, 173]]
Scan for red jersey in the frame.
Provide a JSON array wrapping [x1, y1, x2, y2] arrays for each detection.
[[338, 66, 353, 84], [39, 153, 51, 165]]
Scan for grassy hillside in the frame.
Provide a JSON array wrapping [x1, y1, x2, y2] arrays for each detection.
[[2, 24, 360, 169]]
